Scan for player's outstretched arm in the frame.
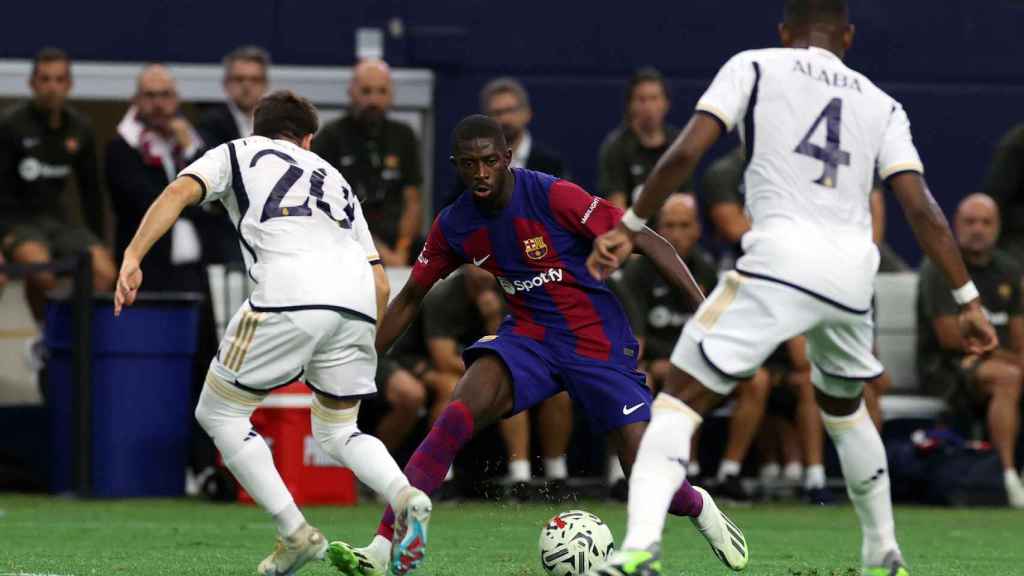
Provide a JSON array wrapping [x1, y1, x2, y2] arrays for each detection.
[[632, 113, 722, 223], [589, 114, 722, 279], [375, 278, 429, 354], [889, 172, 998, 354], [633, 227, 705, 306], [114, 176, 202, 316]]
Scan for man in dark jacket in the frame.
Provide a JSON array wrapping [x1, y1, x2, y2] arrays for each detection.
[[196, 46, 270, 265], [107, 63, 214, 292], [480, 77, 567, 178], [0, 47, 115, 323]]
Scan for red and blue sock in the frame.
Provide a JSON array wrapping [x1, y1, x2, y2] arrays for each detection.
[[377, 400, 474, 539]]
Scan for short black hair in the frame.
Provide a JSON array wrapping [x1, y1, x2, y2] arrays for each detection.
[[451, 114, 506, 153], [479, 77, 530, 113], [253, 90, 319, 141], [624, 67, 669, 114], [223, 45, 271, 76], [783, 0, 849, 28], [32, 47, 70, 78]]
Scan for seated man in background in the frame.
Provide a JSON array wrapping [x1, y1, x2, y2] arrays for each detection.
[[107, 64, 212, 291], [597, 67, 687, 208], [425, 266, 573, 500], [918, 193, 1024, 508], [313, 59, 423, 266], [480, 77, 567, 177], [615, 193, 768, 501], [0, 47, 115, 342]]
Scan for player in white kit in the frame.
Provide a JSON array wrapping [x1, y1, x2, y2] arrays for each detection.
[[114, 91, 432, 576], [585, 2, 998, 575]]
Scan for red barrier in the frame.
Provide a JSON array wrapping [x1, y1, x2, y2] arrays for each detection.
[[237, 382, 357, 506]]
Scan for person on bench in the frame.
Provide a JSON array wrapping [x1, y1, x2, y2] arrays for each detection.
[[918, 193, 1024, 508]]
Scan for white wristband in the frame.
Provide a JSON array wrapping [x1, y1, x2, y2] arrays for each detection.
[[952, 281, 980, 306], [621, 208, 647, 232]]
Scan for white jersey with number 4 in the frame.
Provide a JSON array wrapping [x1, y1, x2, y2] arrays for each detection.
[[696, 46, 923, 312], [180, 136, 379, 321]]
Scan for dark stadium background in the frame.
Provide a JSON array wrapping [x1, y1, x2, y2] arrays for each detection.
[[3, 0, 1022, 266]]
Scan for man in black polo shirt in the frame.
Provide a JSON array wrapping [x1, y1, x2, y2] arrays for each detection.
[[313, 59, 423, 267], [597, 67, 687, 209], [0, 47, 115, 323], [616, 193, 768, 501], [918, 193, 1024, 508]]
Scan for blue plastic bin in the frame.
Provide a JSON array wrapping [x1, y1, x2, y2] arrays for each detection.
[[46, 294, 201, 497]]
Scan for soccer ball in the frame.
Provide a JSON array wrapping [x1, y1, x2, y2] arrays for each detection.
[[538, 510, 615, 576]]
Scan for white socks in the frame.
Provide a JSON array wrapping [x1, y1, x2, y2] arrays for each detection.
[[822, 402, 898, 566], [273, 502, 306, 537], [804, 464, 826, 490], [608, 455, 626, 484], [195, 375, 302, 536], [717, 459, 741, 481], [367, 534, 392, 566], [783, 461, 804, 485], [507, 459, 531, 483], [759, 462, 780, 483], [1005, 469, 1024, 508], [622, 394, 703, 551], [311, 397, 409, 509], [545, 456, 568, 480]]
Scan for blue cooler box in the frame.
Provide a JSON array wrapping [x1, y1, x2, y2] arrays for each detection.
[[47, 294, 201, 497]]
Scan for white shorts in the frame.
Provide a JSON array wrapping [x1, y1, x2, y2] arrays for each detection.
[[209, 301, 378, 400], [670, 271, 883, 398]]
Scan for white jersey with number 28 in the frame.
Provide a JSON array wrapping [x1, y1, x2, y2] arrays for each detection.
[[180, 136, 379, 320], [696, 46, 923, 312]]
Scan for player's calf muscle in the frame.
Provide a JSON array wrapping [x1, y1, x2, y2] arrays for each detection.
[[452, 355, 515, 427]]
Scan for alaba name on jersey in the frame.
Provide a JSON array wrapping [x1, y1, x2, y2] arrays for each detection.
[[696, 46, 924, 312], [412, 168, 639, 365], [180, 136, 379, 321]]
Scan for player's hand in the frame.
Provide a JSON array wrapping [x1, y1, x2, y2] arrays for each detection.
[[958, 300, 998, 355], [114, 256, 143, 317], [587, 223, 635, 281], [169, 117, 195, 151]]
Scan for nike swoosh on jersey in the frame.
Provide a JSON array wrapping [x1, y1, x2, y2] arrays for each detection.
[[473, 254, 491, 266], [622, 403, 645, 415]]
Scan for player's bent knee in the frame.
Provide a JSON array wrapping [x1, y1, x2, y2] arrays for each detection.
[[454, 352, 515, 424], [195, 372, 264, 459], [310, 397, 362, 461]]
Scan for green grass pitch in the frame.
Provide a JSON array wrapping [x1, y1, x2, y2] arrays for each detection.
[[0, 495, 1018, 575]]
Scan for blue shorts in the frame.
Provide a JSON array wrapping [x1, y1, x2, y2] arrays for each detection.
[[464, 333, 652, 432]]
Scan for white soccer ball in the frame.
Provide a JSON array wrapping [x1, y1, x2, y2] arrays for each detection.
[[538, 510, 615, 576]]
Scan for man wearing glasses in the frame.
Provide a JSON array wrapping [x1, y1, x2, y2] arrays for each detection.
[[199, 46, 270, 148], [197, 47, 271, 267]]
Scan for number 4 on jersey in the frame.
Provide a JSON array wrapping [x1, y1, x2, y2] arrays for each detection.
[[794, 97, 850, 189]]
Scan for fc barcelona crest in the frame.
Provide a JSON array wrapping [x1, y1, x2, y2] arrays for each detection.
[[999, 283, 1012, 301], [523, 236, 548, 260]]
